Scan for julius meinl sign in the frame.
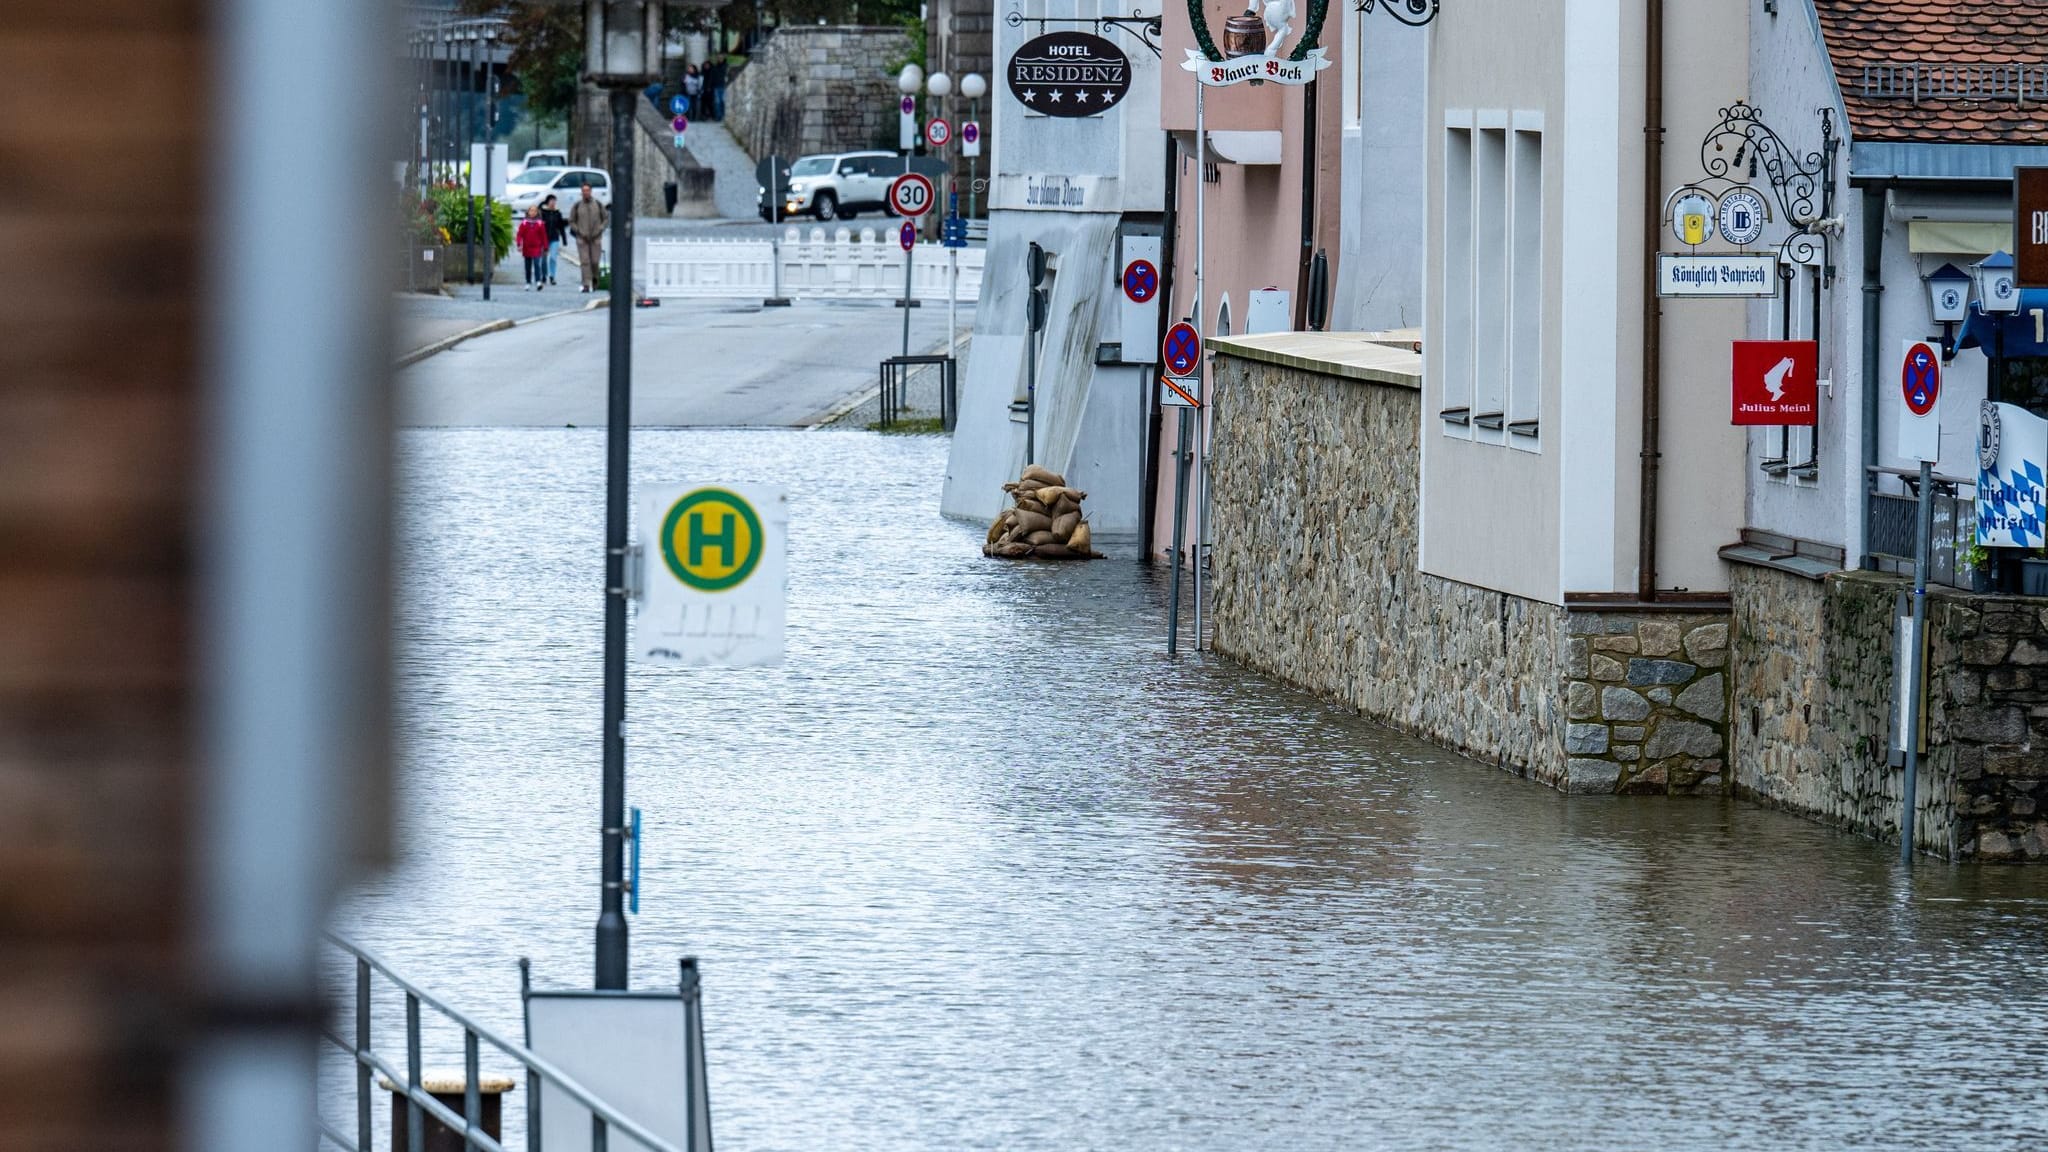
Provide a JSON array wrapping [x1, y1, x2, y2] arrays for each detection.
[[1657, 253, 1778, 298]]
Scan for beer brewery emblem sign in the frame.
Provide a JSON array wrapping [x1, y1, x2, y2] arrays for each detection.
[[1180, 0, 1334, 86], [1008, 32, 1132, 117]]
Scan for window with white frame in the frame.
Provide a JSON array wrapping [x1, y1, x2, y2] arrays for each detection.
[[1508, 123, 1543, 448], [1343, 4, 1362, 130], [1441, 119, 1474, 436], [1441, 111, 1544, 450]]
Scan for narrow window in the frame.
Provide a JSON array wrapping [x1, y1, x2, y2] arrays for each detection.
[[1472, 126, 1508, 442], [1507, 128, 1542, 449], [1441, 123, 1474, 436]]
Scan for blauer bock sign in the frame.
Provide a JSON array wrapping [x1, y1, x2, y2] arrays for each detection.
[[1007, 31, 1131, 117]]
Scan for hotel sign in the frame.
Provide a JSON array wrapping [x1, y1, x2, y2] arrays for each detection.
[[1008, 32, 1131, 117], [1657, 253, 1778, 298]]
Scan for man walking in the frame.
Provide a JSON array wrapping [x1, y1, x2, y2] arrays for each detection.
[[569, 182, 609, 293]]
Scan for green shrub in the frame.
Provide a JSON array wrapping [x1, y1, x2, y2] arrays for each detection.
[[427, 183, 514, 261]]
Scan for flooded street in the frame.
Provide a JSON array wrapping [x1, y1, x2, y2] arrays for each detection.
[[342, 426, 2048, 1151]]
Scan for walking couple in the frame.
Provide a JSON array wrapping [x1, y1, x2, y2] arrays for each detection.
[[518, 183, 608, 293]]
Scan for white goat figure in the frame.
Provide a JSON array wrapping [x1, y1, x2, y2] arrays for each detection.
[[1261, 0, 1296, 57]]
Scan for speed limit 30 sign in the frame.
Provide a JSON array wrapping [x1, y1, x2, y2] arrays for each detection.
[[925, 117, 952, 147], [889, 172, 936, 218]]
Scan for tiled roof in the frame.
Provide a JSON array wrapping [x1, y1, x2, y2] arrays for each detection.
[[1813, 0, 2048, 143]]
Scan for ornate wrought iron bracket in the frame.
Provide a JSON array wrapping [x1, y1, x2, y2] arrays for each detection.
[[1670, 102, 1838, 284], [1355, 0, 1440, 24], [1007, 10, 1165, 57]]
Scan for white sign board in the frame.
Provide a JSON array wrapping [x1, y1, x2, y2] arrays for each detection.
[[526, 991, 711, 1152], [1118, 235, 1161, 363], [469, 142, 508, 198], [1978, 402, 2048, 548], [636, 484, 787, 666], [1895, 340, 1942, 463], [1246, 288, 1293, 335], [993, 172, 1113, 212], [1656, 253, 1778, 297]]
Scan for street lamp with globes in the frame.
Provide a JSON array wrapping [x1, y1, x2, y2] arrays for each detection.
[[959, 72, 987, 216]]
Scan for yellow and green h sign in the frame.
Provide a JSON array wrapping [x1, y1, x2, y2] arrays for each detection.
[[660, 488, 763, 591]]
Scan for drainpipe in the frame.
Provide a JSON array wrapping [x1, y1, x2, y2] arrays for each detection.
[[1860, 181, 1887, 568], [1637, 0, 1664, 601], [1296, 76, 1319, 329]]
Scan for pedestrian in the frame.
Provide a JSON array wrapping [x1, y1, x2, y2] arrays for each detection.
[[706, 55, 728, 121], [682, 64, 704, 121], [539, 193, 567, 286], [516, 205, 549, 291], [568, 182, 609, 293]]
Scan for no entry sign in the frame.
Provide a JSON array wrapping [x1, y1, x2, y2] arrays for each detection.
[[1898, 340, 1943, 461], [1163, 321, 1202, 378], [1122, 259, 1158, 303], [1730, 340, 1817, 426], [888, 172, 935, 218]]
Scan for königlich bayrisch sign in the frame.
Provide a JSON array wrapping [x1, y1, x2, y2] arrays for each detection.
[[1180, 0, 1334, 85]]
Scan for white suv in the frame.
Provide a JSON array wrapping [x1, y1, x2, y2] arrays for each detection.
[[761, 151, 908, 221]]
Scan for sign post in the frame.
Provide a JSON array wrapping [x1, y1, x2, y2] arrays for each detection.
[[890, 172, 934, 359], [1894, 339, 1942, 864], [1162, 321, 1203, 655]]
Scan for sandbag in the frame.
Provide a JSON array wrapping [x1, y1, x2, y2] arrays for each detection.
[[1014, 499, 1049, 517], [996, 542, 1032, 558], [1051, 496, 1080, 518], [986, 519, 1007, 546], [1034, 486, 1068, 505], [1011, 509, 1053, 533], [1069, 522, 1092, 553], [1050, 511, 1080, 539], [1026, 530, 1060, 546], [1021, 464, 1065, 486], [1034, 542, 1074, 558]]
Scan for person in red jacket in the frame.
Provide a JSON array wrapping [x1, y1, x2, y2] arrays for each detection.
[[516, 205, 550, 291]]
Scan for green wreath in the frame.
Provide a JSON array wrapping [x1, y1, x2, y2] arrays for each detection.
[[1187, 0, 1329, 62]]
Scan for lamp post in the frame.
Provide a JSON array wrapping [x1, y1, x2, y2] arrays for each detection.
[[584, 0, 662, 994], [897, 63, 923, 164], [959, 72, 986, 218]]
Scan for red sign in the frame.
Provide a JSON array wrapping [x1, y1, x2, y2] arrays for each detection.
[[888, 172, 935, 218], [1122, 259, 1158, 303], [1162, 322, 1202, 377], [1731, 340, 1818, 426], [925, 117, 951, 147], [899, 221, 917, 251], [1901, 340, 1940, 415]]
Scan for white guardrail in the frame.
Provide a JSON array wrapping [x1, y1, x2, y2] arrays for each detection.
[[644, 227, 985, 303]]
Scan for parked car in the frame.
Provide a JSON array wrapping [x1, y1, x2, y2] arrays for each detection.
[[759, 151, 910, 221], [509, 148, 568, 180], [505, 166, 612, 214]]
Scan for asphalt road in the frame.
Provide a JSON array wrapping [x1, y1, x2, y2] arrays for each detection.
[[399, 297, 971, 427]]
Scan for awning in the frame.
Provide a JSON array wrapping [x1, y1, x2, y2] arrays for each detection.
[[1887, 188, 2013, 255], [1959, 294, 2048, 356], [1205, 130, 1282, 165]]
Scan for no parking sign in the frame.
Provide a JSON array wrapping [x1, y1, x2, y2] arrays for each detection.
[[1897, 340, 1942, 462]]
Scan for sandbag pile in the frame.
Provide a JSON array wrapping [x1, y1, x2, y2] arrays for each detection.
[[983, 465, 1104, 560]]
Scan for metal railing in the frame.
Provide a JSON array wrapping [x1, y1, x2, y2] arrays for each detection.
[[878, 355, 958, 431], [1865, 465, 1983, 590], [1860, 61, 2048, 105], [320, 932, 685, 1152]]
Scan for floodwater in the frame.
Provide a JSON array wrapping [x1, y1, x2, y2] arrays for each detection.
[[334, 427, 2048, 1152]]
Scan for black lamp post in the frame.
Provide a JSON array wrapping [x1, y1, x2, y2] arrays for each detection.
[[582, 0, 663, 994]]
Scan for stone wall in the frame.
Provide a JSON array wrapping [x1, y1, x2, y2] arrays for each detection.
[[727, 27, 912, 164], [1728, 563, 2048, 860], [1561, 611, 1731, 795], [1208, 344, 1735, 795], [1207, 348, 1566, 786]]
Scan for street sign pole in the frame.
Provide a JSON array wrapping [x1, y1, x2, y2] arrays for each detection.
[[596, 83, 638, 992], [1168, 405, 1191, 655], [482, 35, 495, 302], [1191, 81, 1207, 650], [1902, 456, 1931, 864], [901, 231, 914, 359]]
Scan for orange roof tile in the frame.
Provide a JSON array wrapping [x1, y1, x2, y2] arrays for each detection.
[[1813, 0, 2048, 142]]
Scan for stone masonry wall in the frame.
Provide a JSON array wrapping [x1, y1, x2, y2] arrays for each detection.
[[727, 27, 913, 165], [1560, 611, 1732, 795], [1207, 352, 1568, 785], [1727, 564, 2048, 860]]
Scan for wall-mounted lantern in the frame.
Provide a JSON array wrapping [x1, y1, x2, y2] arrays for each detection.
[[1926, 262, 1971, 361], [1975, 250, 2020, 316]]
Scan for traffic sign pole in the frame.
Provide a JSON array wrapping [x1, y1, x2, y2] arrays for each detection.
[[902, 223, 915, 358]]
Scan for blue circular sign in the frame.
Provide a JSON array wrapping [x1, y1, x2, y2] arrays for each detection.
[[1123, 259, 1158, 303], [1902, 341, 1940, 416], [670, 95, 688, 116], [1163, 322, 1201, 376], [900, 221, 917, 251]]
